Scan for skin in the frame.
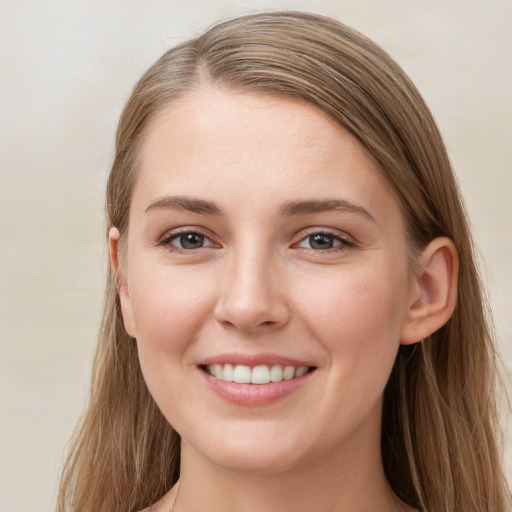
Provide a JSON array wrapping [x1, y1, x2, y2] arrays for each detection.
[[111, 88, 457, 512]]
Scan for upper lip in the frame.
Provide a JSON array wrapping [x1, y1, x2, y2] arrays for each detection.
[[199, 352, 316, 367]]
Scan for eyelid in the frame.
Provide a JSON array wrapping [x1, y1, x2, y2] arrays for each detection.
[[170, 233, 215, 248], [295, 227, 355, 243], [158, 227, 220, 251], [156, 226, 356, 252], [293, 228, 356, 251]]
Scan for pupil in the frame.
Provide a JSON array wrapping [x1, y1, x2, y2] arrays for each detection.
[[310, 234, 333, 249], [181, 233, 204, 249]]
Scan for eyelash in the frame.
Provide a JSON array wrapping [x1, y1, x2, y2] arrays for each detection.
[[294, 230, 355, 252], [158, 228, 355, 253], [158, 229, 217, 253]]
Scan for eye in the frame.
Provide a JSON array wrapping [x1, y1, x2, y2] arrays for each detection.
[[162, 231, 216, 251], [296, 232, 352, 251]]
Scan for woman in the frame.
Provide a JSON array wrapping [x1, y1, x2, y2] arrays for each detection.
[[57, 11, 511, 512]]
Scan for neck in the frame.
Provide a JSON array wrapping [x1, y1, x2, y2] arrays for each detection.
[[174, 427, 406, 512]]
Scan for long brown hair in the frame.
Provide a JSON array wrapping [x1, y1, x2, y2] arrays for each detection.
[[57, 11, 510, 512]]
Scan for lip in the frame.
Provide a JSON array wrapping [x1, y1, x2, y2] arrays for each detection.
[[197, 354, 317, 406], [200, 352, 316, 368]]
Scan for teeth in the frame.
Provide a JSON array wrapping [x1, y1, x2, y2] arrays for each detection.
[[206, 364, 311, 384], [251, 365, 270, 384], [294, 366, 309, 378], [233, 365, 251, 384], [269, 365, 283, 382], [223, 363, 234, 382], [283, 366, 295, 380], [212, 364, 223, 378]]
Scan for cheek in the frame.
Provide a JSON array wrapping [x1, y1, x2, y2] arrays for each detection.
[[294, 261, 408, 379], [125, 263, 218, 426], [127, 262, 216, 362]]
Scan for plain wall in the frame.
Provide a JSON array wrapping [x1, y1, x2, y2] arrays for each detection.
[[0, 1, 510, 510]]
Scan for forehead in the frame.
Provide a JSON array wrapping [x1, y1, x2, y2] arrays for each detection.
[[134, 87, 399, 220]]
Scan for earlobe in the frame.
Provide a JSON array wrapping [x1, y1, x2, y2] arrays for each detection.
[[109, 227, 137, 338], [400, 237, 459, 345]]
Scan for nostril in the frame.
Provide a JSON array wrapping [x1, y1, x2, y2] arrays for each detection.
[[214, 293, 290, 332]]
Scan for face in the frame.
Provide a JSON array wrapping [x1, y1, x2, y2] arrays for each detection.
[[117, 88, 415, 474]]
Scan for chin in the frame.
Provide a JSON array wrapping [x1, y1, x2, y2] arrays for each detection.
[[206, 446, 306, 475], [182, 420, 324, 476]]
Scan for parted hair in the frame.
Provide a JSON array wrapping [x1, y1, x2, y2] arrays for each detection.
[[57, 11, 510, 512]]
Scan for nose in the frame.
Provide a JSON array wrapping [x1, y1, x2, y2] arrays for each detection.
[[214, 251, 290, 333]]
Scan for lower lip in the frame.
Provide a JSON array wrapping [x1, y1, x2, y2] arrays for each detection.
[[200, 369, 315, 406]]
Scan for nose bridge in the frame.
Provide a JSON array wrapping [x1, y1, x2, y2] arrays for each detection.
[[214, 239, 289, 332]]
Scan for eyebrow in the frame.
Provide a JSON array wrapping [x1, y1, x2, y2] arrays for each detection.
[[145, 195, 223, 215], [278, 199, 375, 221], [145, 195, 375, 222]]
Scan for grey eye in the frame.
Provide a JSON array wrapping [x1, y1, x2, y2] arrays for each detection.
[[172, 233, 209, 249], [308, 233, 335, 250], [296, 232, 351, 251]]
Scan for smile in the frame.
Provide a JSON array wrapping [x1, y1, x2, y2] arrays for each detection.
[[204, 364, 313, 384]]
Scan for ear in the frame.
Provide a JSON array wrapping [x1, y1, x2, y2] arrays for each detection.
[[400, 237, 459, 345], [109, 227, 137, 338]]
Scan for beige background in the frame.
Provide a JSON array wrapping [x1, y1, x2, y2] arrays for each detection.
[[0, 1, 510, 510]]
